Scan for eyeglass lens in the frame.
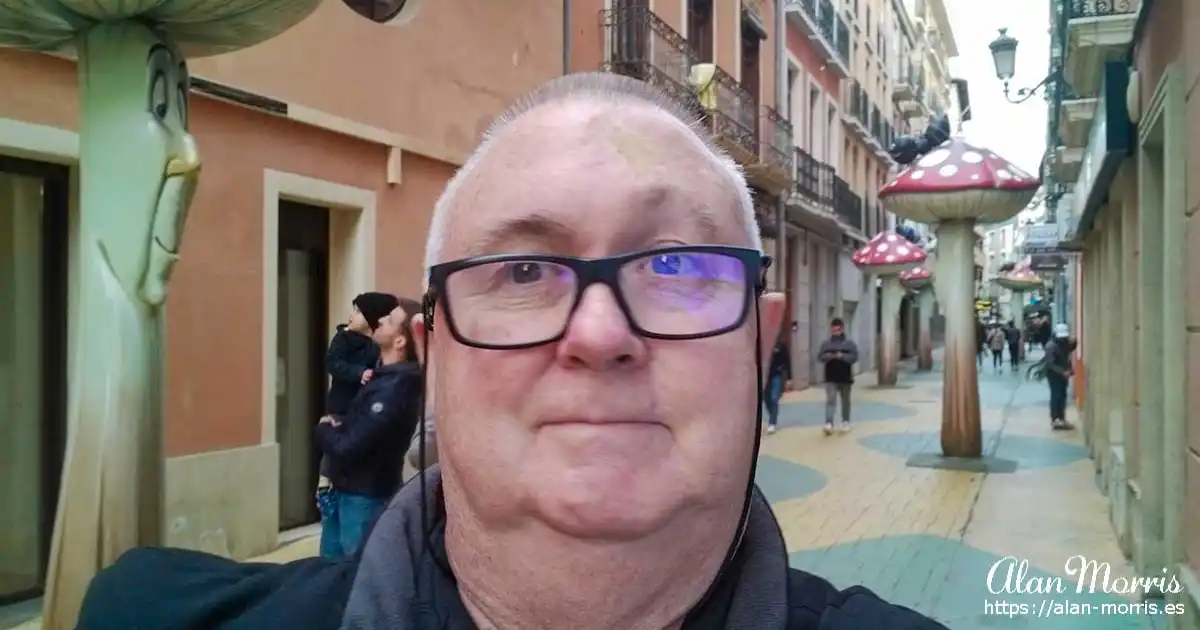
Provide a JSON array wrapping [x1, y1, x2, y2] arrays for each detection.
[[444, 250, 749, 345]]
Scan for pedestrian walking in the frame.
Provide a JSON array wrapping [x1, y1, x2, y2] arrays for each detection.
[[1005, 320, 1021, 373], [317, 291, 399, 558], [976, 317, 986, 368], [987, 325, 1006, 372], [818, 318, 858, 435], [763, 337, 791, 434], [1044, 323, 1078, 430], [316, 298, 422, 557]]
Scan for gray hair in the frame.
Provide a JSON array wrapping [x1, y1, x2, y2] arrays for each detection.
[[422, 72, 761, 288]]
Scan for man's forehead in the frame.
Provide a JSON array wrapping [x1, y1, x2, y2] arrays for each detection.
[[442, 100, 743, 254]]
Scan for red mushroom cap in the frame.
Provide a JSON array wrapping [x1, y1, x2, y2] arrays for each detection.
[[878, 138, 1040, 224], [852, 231, 928, 276], [899, 265, 933, 289], [995, 263, 1044, 290]]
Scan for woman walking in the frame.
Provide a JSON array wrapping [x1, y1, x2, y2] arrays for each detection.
[[987, 325, 1006, 373]]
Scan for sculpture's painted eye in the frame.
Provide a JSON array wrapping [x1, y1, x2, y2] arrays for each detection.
[[150, 70, 168, 120]]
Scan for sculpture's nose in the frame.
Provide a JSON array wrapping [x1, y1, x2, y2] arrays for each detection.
[[166, 133, 200, 177]]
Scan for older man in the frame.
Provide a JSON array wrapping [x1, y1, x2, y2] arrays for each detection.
[[77, 73, 946, 630]]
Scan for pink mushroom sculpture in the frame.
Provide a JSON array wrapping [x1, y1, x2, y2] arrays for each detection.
[[900, 266, 936, 371], [879, 138, 1038, 458], [996, 264, 1044, 359], [853, 231, 927, 386]]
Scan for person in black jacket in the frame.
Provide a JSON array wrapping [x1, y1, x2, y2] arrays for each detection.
[[316, 298, 422, 557], [1044, 323, 1078, 430], [764, 337, 791, 434], [75, 73, 949, 630], [317, 291, 399, 557]]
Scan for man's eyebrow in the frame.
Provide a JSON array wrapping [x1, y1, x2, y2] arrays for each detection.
[[464, 213, 577, 256]]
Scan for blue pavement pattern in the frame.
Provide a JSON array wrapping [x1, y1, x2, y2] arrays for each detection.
[[754, 455, 828, 503], [858, 430, 1089, 470], [764, 348, 1171, 630]]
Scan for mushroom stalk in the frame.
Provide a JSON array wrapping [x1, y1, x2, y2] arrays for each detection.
[[44, 22, 195, 630], [931, 219, 982, 457], [878, 275, 905, 386], [917, 288, 936, 371]]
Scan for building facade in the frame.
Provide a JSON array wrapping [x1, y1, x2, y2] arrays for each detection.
[[1045, 0, 1200, 625], [0, 1, 563, 603]]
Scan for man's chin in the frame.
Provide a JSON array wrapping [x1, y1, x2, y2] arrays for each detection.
[[530, 473, 679, 541]]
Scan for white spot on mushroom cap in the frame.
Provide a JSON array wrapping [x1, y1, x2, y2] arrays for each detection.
[[885, 254, 896, 262], [962, 151, 984, 164], [911, 170, 925, 180], [875, 243, 888, 252], [997, 169, 1012, 180], [897, 245, 910, 256], [918, 149, 950, 168], [970, 173, 981, 180], [885, 233, 898, 242], [938, 164, 958, 177]]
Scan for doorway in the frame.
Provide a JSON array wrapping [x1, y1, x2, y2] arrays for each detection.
[[276, 200, 330, 531], [0, 156, 68, 604]]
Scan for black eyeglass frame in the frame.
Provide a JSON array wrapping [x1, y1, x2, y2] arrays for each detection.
[[422, 245, 773, 351]]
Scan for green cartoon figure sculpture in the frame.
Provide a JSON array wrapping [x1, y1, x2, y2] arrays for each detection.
[[0, 2, 322, 627]]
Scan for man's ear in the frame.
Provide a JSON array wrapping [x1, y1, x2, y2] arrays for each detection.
[[411, 313, 428, 364]]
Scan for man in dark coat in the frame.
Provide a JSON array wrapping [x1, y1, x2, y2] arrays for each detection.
[[75, 73, 948, 630]]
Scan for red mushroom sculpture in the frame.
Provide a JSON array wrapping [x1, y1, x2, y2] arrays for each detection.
[[879, 138, 1038, 458], [900, 266, 936, 371], [853, 231, 927, 386], [996, 264, 1044, 360]]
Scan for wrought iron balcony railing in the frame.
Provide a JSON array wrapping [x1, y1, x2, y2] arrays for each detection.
[[706, 65, 759, 157], [847, 81, 870, 126], [794, 148, 834, 207], [1067, 0, 1137, 18], [602, 6, 702, 117], [832, 175, 863, 230], [835, 17, 851, 67], [760, 106, 794, 174], [870, 104, 882, 141]]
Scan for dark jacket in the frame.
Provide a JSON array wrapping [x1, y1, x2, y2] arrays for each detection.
[[818, 336, 859, 385], [1044, 338, 1076, 378], [325, 325, 381, 415], [316, 361, 421, 497], [77, 469, 949, 630], [769, 342, 792, 380]]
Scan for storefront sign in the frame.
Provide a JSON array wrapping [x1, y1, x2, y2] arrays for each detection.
[[1070, 61, 1133, 238], [1022, 223, 1062, 254], [1029, 253, 1068, 271]]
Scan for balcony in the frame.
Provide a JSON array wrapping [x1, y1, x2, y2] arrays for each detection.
[[698, 65, 760, 166], [745, 106, 795, 193], [791, 148, 834, 207], [832, 175, 865, 233], [1064, 0, 1138, 98], [893, 63, 925, 118], [1057, 96, 1098, 150], [601, 7, 703, 117], [785, 0, 851, 77], [843, 80, 871, 140]]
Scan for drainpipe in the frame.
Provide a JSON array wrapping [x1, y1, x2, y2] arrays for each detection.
[[774, 0, 787, 291], [562, 0, 571, 75]]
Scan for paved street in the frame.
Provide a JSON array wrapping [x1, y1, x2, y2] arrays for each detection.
[[761, 349, 1161, 629]]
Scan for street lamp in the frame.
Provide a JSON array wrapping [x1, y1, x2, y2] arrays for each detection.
[[988, 27, 1065, 104]]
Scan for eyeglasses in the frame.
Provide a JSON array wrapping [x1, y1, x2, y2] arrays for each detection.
[[424, 245, 771, 350]]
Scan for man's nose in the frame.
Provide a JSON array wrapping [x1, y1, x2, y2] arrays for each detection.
[[557, 284, 645, 370]]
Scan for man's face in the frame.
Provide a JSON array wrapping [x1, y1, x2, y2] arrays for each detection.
[[429, 101, 784, 540], [371, 306, 407, 350], [830, 324, 843, 337]]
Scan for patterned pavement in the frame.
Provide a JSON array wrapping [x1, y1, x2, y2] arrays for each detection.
[[760, 348, 1170, 629]]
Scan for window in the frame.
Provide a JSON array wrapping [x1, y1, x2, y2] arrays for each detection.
[[787, 63, 800, 122], [688, 0, 714, 63], [809, 86, 820, 152], [342, 0, 411, 22], [740, 20, 762, 105]]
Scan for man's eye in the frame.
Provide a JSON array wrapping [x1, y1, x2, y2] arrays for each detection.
[[506, 262, 544, 284]]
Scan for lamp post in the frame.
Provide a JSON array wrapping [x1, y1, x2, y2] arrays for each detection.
[[988, 28, 1067, 105]]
